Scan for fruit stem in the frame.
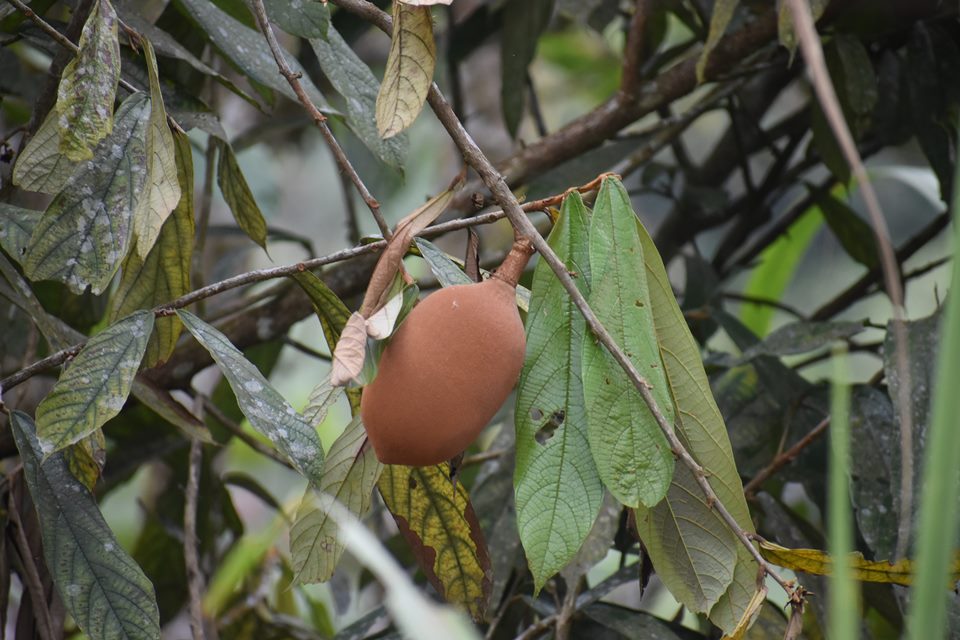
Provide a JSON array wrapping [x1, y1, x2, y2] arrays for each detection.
[[492, 237, 535, 287]]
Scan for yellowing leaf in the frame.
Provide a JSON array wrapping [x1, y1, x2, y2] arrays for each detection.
[[757, 539, 960, 586], [12, 109, 78, 194], [379, 463, 492, 621], [56, 0, 121, 161], [132, 39, 181, 258], [109, 129, 194, 367], [291, 417, 383, 583], [721, 586, 767, 640], [376, 2, 436, 139], [696, 0, 739, 83]]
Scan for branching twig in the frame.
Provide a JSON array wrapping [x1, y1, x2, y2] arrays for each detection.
[[743, 416, 830, 498], [327, 0, 801, 603], [201, 397, 293, 470], [247, 0, 390, 238], [786, 0, 915, 561]]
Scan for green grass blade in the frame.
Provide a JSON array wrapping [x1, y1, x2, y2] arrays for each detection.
[[907, 139, 960, 640]]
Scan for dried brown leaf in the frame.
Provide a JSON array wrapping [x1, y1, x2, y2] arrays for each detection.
[[330, 312, 368, 387]]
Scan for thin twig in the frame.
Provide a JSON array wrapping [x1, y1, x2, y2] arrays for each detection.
[[515, 614, 557, 640], [786, 0, 914, 561], [184, 438, 206, 640], [7, 478, 58, 640], [720, 292, 805, 320], [621, 0, 655, 98], [247, 0, 390, 238], [744, 416, 830, 499]]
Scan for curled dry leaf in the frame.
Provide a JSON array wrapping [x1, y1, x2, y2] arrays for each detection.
[[331, 312, 369, 386], [365, 289, 406, 340], [359, 176, 463, 318]]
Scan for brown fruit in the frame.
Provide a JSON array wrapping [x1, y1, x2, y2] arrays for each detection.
[[360, 241, 533, 466]]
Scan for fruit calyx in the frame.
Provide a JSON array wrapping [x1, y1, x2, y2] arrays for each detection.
[[492, 237, 535, 288]]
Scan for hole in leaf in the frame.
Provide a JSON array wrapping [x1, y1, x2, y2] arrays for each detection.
[[535, 410, 565, 445], [530, 408, 544, 421], [408, 477, 417, 490]]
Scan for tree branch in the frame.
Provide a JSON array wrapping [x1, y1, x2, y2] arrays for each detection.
[[328, 0, 800, 602]]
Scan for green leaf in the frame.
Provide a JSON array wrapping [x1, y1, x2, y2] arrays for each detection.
[[415, 238, 474, 286], [500, 0, 554, 137], [131, 39, 182, 258], [265, 0, 329, 39], [415, 238, 532, 311], [0, 202, 40, 264], [177, 0, 331, 111], [817, 193, 879, 269], [12, 108, 79, 194], [741, 206, 822, 337], [178, 310, 324, 482], [9, 411, 161, 640], [582, 177, 674, 508], [116, 7, 261, 109], [310, 25, 407, 169], [109, 129, 194, 367], [25, 93, 151, 295], [301, 378, 343, 427], [634, 220, 753, 631], [56, 0, 121, 161], [735, 319, 863, 362], [514, 192, 603, 590], [291, 270, 351, 354], [291, 416, 383, 583], [826, 34, 878, 136], [696, 0, 739, 83], [379, 463, 492, 621], [376, 3, 436, 139], [216, 140, 267, 249], [811, 97, 851, 184], [35, 310, 154, 455], [778, 0, 827, 59]]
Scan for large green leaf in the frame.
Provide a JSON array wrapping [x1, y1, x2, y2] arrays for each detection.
[[10, 411, 161, 639], [376, 2, 435, 139], [12, 108, 79, 194], [216, 140, 267, 249], [178, 310, 324, 482], [500, 0, 554, 137], [131, 39, 182, 258], [379, 463, 492, 621], [514, 191, 603, 590], [35, 310, 155, 454], [291, 416, 383, 583], [0, 202, 40, 263], [177, 0, 330, 110], [291, 270, 351, 353], [265, 0, 329, 39], [25, 93, 151, 295], [109, 129, 194, 367], [582, 177, 674, 509], [55, 0, 121, 161], [310, 25, 406, 169], [635, 220, 756, 633]]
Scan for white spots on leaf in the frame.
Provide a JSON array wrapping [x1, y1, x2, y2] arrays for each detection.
[[65, 584, 82, 597], [243, 380, 264, 393]]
